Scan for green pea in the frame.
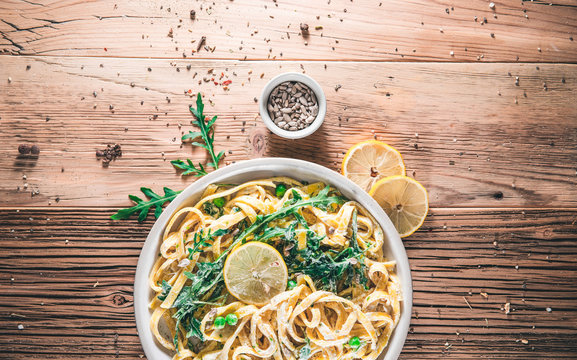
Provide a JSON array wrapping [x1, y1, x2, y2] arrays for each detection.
[[275, 184, 287, 198], [225, 313, 238, 326], [287, 280, 297, 290], [349, 336, 361, 348], [213, 197, 225, 208], [214, 316, 226, 329]]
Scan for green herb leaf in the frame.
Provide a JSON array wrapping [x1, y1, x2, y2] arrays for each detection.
[[281, 209, 368, 293], [185, 318, 203, 340], [188, 93, 222, 170], [224, 186, 344, 257], [111, 187, 181, 222], [173, 258, 227, 341], [174, 94, 223, 178], [275, 183, 287, 198], [213, 197, 225, 208], [187, 228, 229, 259], [287, 280, 297, 290], [181, 131, 203, 141], [157, 280, 172, 301], [299, 339, 312, 360], [171, 159, 208, 177], [202, 201, 223, 217]]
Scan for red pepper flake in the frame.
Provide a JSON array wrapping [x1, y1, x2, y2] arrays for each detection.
[[104, 47, 108, 51], [187, 89, 192, 94], [213, 81, 219, 86], [222, 80, 232, 86]]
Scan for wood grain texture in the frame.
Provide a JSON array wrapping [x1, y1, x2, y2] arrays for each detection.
[[0, 208, 575, 359], [0, 0, 576, 62], [0, 56, 576, 208]]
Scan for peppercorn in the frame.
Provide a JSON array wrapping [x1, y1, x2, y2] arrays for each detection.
[[30, 145, 40, 155], [300, 23, 309, 32], [18, 144, 31, 154]]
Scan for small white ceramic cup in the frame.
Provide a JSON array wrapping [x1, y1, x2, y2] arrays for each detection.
[[259, 72, 326, 139]]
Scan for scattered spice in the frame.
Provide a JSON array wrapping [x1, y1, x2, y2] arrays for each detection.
[[504, 302, 511, 314], [300, 23, 309, 33], [18, 144, 39, 155], [197, 36, 207, 52], [95, 144, 122, 167], [18, 144, 31, 155], [190, 9, 196, 20], [267, 81, 319, 131]]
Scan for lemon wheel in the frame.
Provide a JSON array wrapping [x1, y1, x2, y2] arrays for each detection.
[[223, 242, 288, 305], [342, 140, 405, 192], [369, 175, 428, 237]]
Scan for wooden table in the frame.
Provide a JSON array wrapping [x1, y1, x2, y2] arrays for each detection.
[[1, 0, 576, 359]]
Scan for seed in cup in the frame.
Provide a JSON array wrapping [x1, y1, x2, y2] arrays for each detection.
[[267, 81, 319, 131]]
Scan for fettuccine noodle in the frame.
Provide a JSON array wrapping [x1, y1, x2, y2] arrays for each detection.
[[149, 177, 401, 360]]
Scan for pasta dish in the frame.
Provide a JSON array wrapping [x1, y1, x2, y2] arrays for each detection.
[[149, 177, 401, 360]]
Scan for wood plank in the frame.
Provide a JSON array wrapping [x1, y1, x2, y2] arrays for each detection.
[[0, 56, 576, 207], [0, 0, 576, 62], [0, 208, 575, 359]]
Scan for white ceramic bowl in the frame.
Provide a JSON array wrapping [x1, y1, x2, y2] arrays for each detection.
[[134, 158, 412, 360], [259, 72, 327, 139]]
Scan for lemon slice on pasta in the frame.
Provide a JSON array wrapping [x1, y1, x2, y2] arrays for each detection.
[[223, 242, 288, 306]]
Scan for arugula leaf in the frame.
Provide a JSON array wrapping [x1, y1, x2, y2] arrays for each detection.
[[202, 201, 223, 217], [186, 317, 203, 340], [111, 187, 181, 222], [157, 280, 172, 301], [174, 258, 227, 341], [222, 186, 344, 258], [187, 228, 229, 259], [275, 183, 287, 198], [171, 159, 208, 177], [299, 338, 312, 360], [282, 209, 369, 293], [177, 94, 224, 174]]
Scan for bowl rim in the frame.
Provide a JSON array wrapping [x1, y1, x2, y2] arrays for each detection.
[[259, 72, 327, 140], [134, 158, 413, 360]]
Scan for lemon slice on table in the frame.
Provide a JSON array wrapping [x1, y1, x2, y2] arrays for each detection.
[[369, 175, 429, 238], [223, 242, 288, 306], [342, 140, 406, 192]]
